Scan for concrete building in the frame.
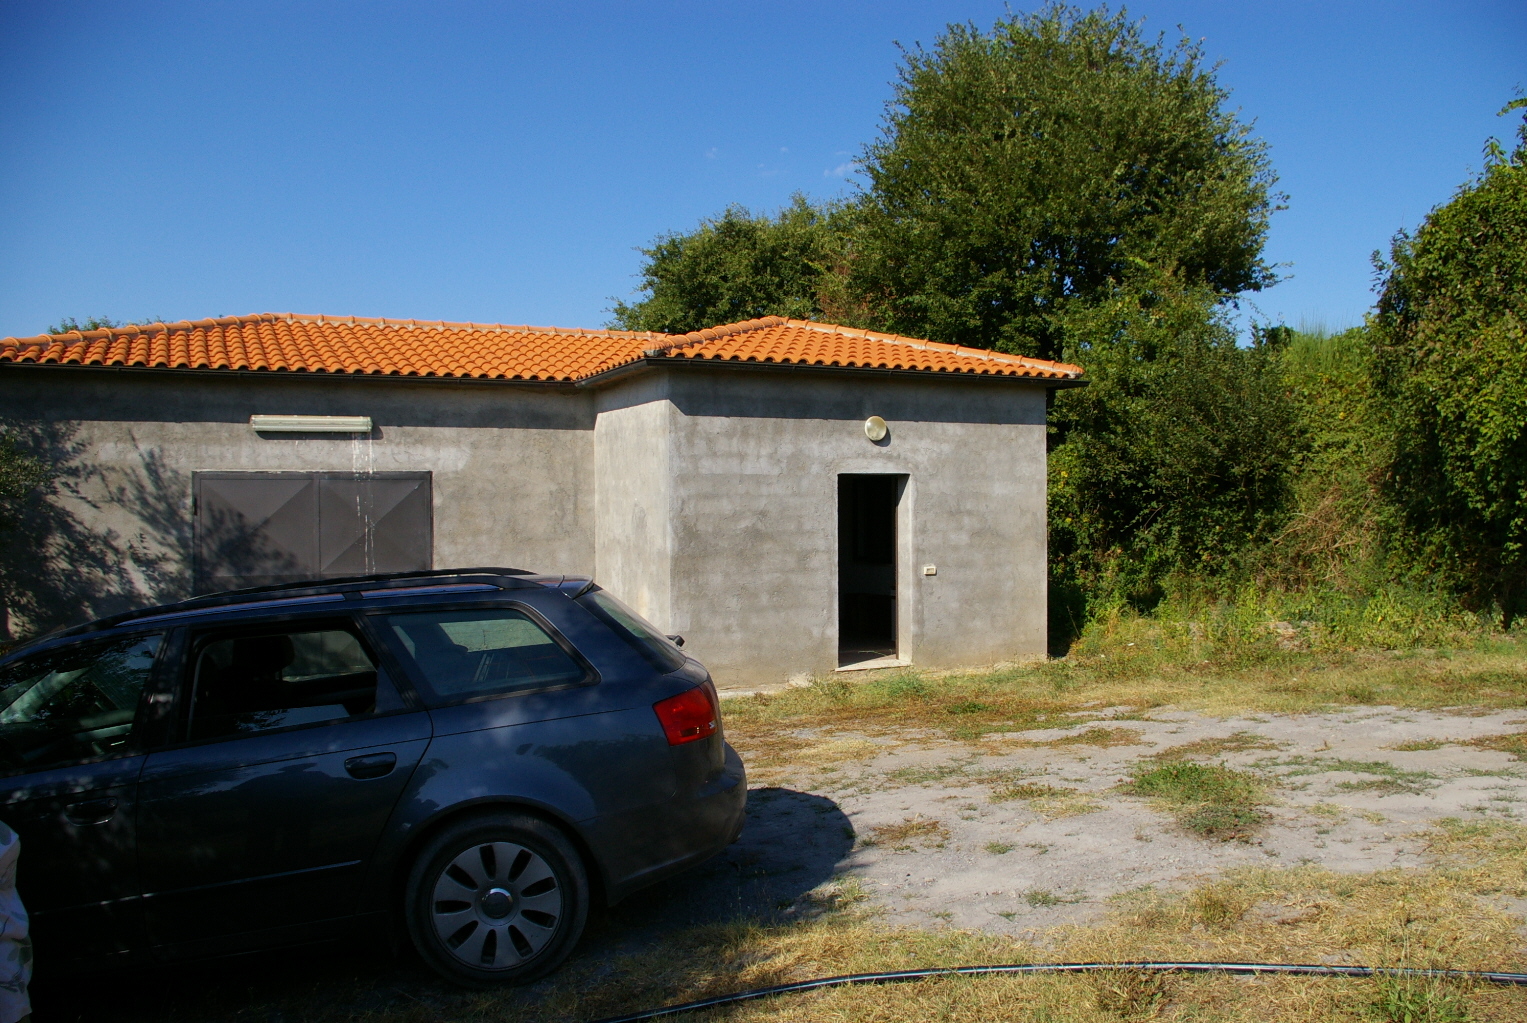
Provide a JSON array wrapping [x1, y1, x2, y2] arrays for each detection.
[[0, 313, 1083, 689]]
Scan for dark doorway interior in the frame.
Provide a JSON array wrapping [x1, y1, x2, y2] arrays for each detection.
[[193, 472, 432, 593], [838, 474, 900, 666]]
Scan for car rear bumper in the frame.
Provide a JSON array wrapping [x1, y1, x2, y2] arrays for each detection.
[[589, 741, 747, 905]]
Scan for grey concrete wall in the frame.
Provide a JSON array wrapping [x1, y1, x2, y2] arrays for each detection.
[[592, 376, 675, 629], [595, 367, 1051, 690], [2, 362, 1053, 686], [0, 367, 594, 637]]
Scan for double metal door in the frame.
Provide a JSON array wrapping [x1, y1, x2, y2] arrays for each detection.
[[193, 471, 432, 593]]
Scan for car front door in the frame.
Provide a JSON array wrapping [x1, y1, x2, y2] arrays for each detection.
[[0, 630, 168, 973], [136, 615, 431, 960]]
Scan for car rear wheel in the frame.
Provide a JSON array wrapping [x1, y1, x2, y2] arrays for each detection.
[[405, 811, 589, 985]]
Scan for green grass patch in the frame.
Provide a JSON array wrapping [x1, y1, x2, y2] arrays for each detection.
[[1370, 971, 1473, 1022], [887, 759, 981, 787], [1262, 755, 1438, 795], [1125, 761, 1269, 841]]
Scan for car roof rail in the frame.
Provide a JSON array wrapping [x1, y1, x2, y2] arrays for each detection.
[[59, 567, 542, 638]]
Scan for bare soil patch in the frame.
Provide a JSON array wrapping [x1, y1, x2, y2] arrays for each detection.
[[726, 703, 1527, 938]]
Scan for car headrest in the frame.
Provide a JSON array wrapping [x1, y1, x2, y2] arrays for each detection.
[[230, 634, 296, 676]]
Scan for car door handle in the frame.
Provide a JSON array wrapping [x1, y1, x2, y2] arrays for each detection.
[[63, 797, 118, 826], [344, 753, 397, 780]]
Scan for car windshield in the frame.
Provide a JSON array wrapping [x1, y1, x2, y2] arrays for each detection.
[[576, 589, 686, 673]]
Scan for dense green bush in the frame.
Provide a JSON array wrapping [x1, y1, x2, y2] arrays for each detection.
[[1371, 102, 1527, 625], [1048, 281, 1299, 607], [1261, 326, 1387, 591]]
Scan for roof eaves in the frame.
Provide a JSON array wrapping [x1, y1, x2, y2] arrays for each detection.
[[573, 352, 1089, 390]]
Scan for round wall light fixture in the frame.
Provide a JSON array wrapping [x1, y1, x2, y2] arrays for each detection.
[[864, 415, 889, 442]]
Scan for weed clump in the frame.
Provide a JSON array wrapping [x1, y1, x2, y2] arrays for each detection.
[[1465, 731, 1527, 760], [1126, 761, 1268, 841], [1370, 971, 1473, 1022], [862, 816, 949, 851], [1091, 967, 1171, 1019]]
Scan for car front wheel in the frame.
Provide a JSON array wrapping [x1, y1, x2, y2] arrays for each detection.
[[405, 811, 589, 985]]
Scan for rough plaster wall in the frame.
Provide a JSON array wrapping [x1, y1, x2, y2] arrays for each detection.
[[592, 377, 675, 629], [3, 363, 1053, 681], [603, 369, 1050, 690], [0, 368, 594, 636]]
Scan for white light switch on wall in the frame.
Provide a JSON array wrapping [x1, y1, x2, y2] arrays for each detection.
[[923, 564, 937, 576]]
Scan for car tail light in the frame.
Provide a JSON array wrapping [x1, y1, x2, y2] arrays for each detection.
[[653, 684, 718, 746]]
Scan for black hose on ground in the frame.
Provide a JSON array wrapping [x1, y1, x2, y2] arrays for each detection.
[[585, 962, 1527, 1023]]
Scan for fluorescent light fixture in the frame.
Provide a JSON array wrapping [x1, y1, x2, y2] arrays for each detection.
[[250, 415, 372, 433]]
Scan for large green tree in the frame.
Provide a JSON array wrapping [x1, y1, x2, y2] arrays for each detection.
[[609, 196, 840, 334], [846, 3, 1278, 361], [1371, 101, 1527, 624]]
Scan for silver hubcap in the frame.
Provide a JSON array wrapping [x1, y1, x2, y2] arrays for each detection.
[[431, 841, 562, 969]]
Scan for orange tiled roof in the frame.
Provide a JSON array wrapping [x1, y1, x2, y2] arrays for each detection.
[[0, 313, 1083, 384]]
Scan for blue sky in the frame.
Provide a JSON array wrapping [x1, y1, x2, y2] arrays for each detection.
[[1, 1, 1522, 341]]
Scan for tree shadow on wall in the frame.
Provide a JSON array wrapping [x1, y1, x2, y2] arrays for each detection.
[[0, 420, 185, 640], [0, 421, 294, 642]]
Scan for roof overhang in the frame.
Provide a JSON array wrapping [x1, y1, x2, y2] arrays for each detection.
[[573, 355, 1089, 391], [0, 353, 1088, 391]]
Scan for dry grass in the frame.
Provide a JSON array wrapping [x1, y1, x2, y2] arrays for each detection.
[[721, 637, 1527, 770], [1466, 731, 1527, 761], [1387, 739, 1451, 751], [862, 816, 950, 851], [1149, 732, 1285, 761], [1014, 726, 1150, 750], [988, 779, 1104, 820]]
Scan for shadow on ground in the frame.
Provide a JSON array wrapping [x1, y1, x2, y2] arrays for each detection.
[[35, 787, 853, 1023]]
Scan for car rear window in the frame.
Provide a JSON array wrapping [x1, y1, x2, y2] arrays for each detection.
[[381, 608, 588, 703], [576, 589, 686, 673]]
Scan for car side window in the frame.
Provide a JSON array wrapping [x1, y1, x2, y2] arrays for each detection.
[[0, 633, 163, 771], [187, 624, 397, 741], [381, 608, 587, 704]]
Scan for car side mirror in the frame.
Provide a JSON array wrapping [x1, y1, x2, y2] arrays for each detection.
[[666, 634, 685, 648]]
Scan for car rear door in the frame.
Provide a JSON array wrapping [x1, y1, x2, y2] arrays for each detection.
[[0, 630, 169, 973], [136, 613, 430, 959]]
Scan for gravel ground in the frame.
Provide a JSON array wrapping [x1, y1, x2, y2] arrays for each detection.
[[715, 704, 1527, 939]]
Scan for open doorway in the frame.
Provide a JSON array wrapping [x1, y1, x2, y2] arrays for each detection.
[[838, 474, 902, 667]]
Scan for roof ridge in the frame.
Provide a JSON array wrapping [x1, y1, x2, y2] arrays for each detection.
[[640, 315, 786, 357], [3, 312, 672, 346], [780, 319, 1082, 374]]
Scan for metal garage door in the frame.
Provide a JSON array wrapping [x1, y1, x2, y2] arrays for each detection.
[[193, 472, 432, 593]]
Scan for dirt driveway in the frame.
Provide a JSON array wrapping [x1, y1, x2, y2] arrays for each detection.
[[724, 702, 1527, 938], [38, 698, 1527, 1022]]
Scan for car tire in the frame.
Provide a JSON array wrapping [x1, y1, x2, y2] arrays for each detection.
[[405, 811, 589, 986]]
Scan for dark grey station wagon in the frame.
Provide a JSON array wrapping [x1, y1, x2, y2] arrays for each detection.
[[0, 568, 746, 985]]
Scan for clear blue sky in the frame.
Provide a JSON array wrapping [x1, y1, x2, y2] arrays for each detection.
[[1, 1, 1522, 341]]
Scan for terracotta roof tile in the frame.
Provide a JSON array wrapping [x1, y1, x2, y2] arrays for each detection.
[[0, 313, 1083, 384]]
